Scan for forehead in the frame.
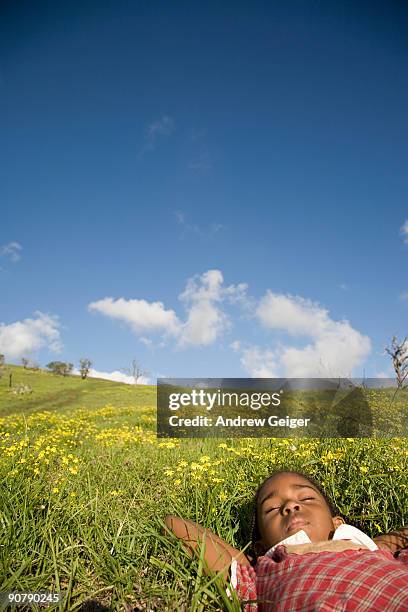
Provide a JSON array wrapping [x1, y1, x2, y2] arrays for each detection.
[[258, 473, 321, 502]]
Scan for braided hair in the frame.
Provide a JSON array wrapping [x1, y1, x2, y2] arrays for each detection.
[[249, 470, 341, 561]]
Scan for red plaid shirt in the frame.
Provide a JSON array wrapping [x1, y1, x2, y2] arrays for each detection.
[[235, 547, 408, 611]]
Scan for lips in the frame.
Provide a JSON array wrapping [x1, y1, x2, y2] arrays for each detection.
[[286, 518, 309, 533]]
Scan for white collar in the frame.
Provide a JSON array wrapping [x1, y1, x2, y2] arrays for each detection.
[[269, 524, 378, 553]]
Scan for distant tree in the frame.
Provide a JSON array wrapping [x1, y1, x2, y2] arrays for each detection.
[[46, 361, 74, 377], [385, 336, 408, 389], [22, 357, 29, 369], [0, 354, 5, 367], [122, 358, 149, 384], [79, 358, 92, 380]]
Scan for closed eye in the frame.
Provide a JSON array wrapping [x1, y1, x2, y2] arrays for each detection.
[[301, 497, 315, 501], [265, 505, 280, 514]]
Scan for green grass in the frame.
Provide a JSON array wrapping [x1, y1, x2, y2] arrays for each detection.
[[0, 366, 407, 610], [0, 365, 155, 415]]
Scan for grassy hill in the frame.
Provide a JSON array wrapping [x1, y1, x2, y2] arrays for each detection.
[[0, 364, 155, 416], [0, 366, 407, 610]]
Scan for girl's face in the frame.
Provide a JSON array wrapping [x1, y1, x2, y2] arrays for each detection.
[[256, 472, 344, 553]]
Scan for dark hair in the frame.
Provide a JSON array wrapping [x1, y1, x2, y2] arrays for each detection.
[[249, 470, 341, 560]]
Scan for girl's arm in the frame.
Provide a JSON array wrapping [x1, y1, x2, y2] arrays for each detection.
[[373, 525, 408, 554], [164, 515, 250, 578]]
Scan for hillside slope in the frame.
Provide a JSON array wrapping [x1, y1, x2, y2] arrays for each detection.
[[0, 364, 155, 415]]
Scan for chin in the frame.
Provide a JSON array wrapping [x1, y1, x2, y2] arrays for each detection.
[[287, 523, 310, 537]]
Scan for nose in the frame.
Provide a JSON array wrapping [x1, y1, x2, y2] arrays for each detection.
[[282, 499, 301, 514]]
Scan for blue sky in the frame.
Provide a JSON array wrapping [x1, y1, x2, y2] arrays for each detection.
[[1, 1, 408, 383]]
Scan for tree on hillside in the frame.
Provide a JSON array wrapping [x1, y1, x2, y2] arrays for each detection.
[[21, 358, 39, 370], [0, 354, 4, 379], [79, 358, 92, 380], [385, 336, 408, 389], [46, 361, 74, 377], [122, 358, 149, 384]]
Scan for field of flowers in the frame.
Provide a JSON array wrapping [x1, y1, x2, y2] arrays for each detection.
[[1, 369, 408, 610]]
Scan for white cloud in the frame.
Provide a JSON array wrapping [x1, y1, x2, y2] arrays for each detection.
[[240, 346, 278, 377], [178, 270, 227, 347], [88, 272, 370, 376], [144, 115, 175, 151], [280, 325, 369, 377], [257, 292, 329, 336], [73, 368, 150, 385], [254, 292, 371, 377], [174, 210, 185, 224], [174, 210, 225, 240], [180, 269, 224, 303], [1, 241, 22, 262], [400, 291, 408, 301], [88, 297, 181, 336], [178, 270, 247, 347], [174, 210, 202, 236], [400, 219, 408, 244], [148, 115, 175, 138], [210, 223, 224, 236], [179, 299, 228, 347], [88, 270, 247, 350], [139, 336, 165, 350], [0, 312, 62, 360], [223, 282, 248, 305]]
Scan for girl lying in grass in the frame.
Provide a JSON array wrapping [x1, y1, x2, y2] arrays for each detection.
[[165, 470, 408, 610]]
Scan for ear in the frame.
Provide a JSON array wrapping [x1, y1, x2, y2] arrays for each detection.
[[332, 516, 345, 530]]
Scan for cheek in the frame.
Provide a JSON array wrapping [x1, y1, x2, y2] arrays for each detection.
[[260, 515, 284, 545], [313, 512, 335, 537]]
